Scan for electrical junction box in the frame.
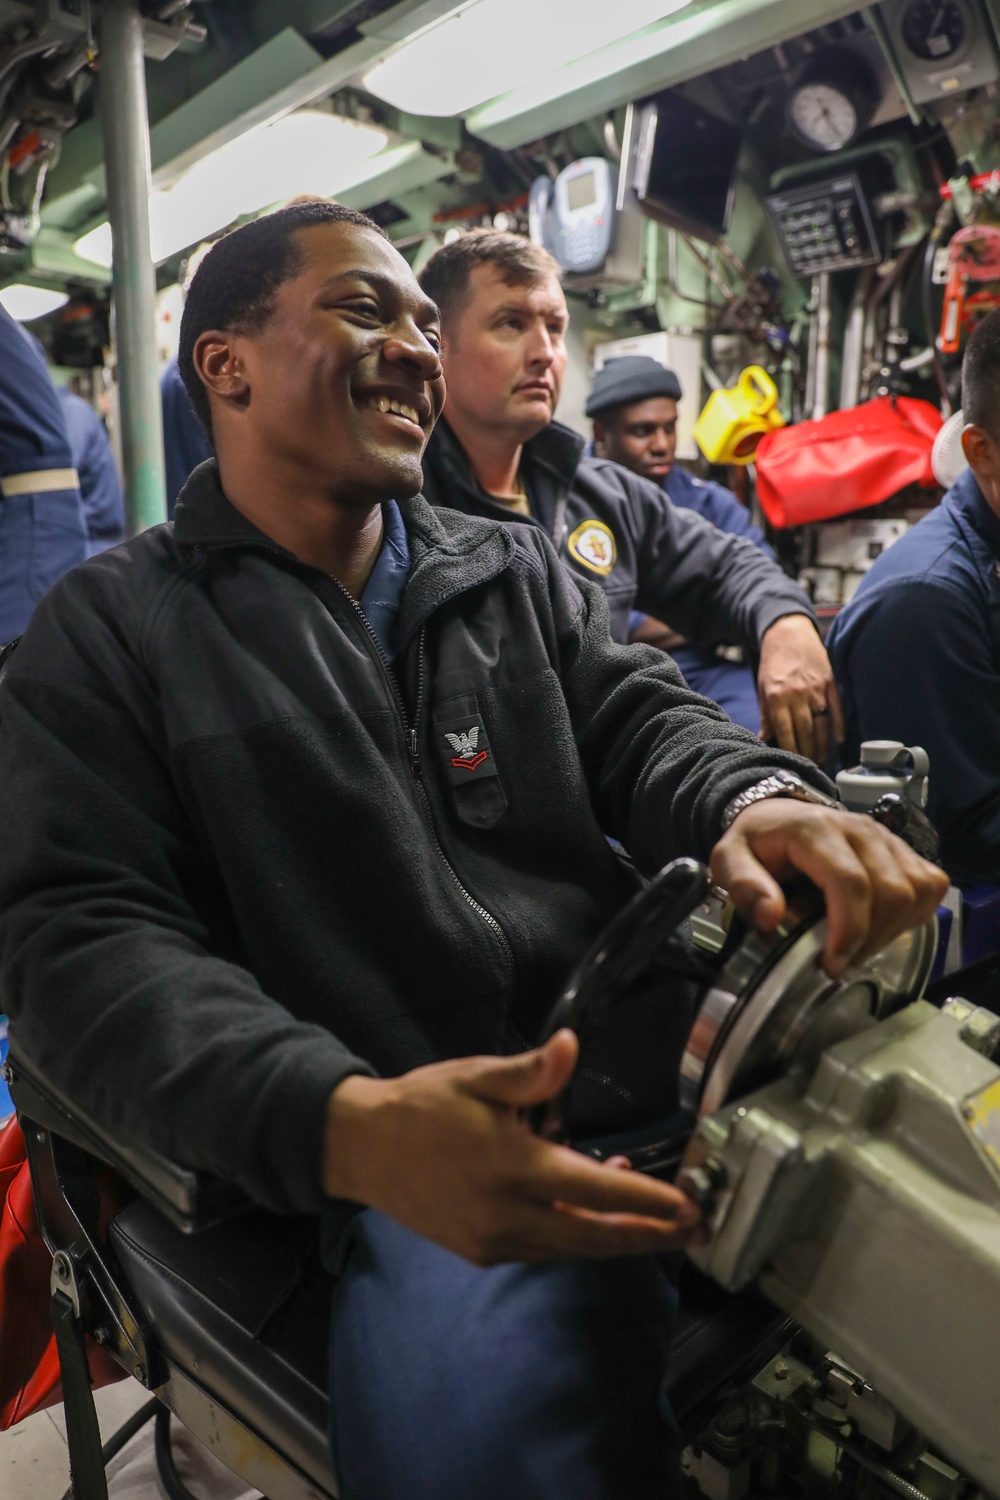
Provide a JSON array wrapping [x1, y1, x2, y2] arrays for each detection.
[[592, 330, 702, 462], [879, 0, 1000, 104], [814, 517, 910, 572]]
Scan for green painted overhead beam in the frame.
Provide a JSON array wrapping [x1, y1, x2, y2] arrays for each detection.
[[136, 0, 471, 191], [41, 27, 325, 227], [245, 0, 375, 44], [90, 27, 326, 195], [466, 0, 865, 149], [29, 227, 111, 285], [335, 140, 454, 211]]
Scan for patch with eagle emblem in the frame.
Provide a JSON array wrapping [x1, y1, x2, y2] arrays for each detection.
[[435, 708, 498, 787], [566, 519, 617, 576], [433, 695, 507, 828]]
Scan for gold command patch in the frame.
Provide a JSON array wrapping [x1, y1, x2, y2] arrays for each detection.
[[567, 519, 617, 577]]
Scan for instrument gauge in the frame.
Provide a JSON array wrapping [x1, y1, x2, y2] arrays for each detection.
[[789, 82, 859, 152], [786, 51, 878, 154], [901, 0, 967, 60]]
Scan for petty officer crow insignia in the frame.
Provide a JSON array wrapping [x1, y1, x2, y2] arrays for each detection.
[[434, 699, 506, 826], [436, 709, 499, 788], [567, 519, 617, 576], [445, 726, 487, 771]]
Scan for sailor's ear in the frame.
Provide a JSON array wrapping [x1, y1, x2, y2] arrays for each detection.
[[193, 329, 250, 410], [963, 422, 1000, 506]]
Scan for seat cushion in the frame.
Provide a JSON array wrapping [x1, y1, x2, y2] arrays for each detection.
[[110, 1198, 790, 1488], [110, 1199, 336, 1493]]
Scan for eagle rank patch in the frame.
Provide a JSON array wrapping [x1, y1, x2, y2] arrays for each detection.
[[445, 726, 487, 772], [437, 710, 499, 787], [567, 519, 617, 576]]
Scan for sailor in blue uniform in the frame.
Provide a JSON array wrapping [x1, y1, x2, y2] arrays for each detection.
[[18, 329, 125, 554], [587, 355, 773, 734], [161, 353, 211, 518], [55, 388, 126, 555], [0, 304, 87, 641], [828, 310, 1000, 884]]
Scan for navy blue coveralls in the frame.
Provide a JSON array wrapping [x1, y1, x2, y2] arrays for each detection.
[[0, 305, 87, 640], [56, 388, 126, 555], [638, 466, 773, 734], [161, 355, 211, 519], [827, 466, 1000, 884]]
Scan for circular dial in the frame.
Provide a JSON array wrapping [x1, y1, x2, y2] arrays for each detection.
[[789, 81, 860, 151], [902, 0, 967, 60]]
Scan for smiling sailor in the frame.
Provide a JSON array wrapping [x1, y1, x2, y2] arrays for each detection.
[[419, 232, 840, 764], [0, 302, 87, 640]]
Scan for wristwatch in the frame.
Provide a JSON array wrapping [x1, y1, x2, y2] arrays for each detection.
[[721, 769, 841, 832]]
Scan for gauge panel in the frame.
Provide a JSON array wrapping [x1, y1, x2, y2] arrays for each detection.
[[766, 173, 881, 278]]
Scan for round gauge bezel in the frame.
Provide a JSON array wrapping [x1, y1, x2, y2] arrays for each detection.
[[787, 80, 861, 152], [899, 0, 969, 63], [785, 50, 879, 154]]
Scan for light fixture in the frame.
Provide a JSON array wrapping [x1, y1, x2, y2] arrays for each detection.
[[0, 284, 70, 321], [360, 0, 693, 117], [74, 111, 389, 269]]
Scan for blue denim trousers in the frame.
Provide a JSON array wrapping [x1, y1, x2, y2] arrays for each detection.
[[327, 1209, 680, 1500]]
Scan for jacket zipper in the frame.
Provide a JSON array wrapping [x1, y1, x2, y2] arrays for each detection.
[[329, 579, 516, 975]]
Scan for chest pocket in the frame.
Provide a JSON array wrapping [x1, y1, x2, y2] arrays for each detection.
[[432, 691, 508, 830]]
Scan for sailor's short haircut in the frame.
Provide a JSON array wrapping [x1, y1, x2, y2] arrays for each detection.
[[178, 200, 387, 437], [418, 229, 560, 329], [963, 307, 1000, 439]]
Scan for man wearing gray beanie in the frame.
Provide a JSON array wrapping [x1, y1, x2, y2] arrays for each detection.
[[588, 355, 803, 740]]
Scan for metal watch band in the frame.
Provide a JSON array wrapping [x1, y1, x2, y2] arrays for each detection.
[[721, 770, 840, 832]]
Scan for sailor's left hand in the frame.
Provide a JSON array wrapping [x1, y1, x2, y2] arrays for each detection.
[[710, 799, 949, 979], [757, 614, 844, 764]]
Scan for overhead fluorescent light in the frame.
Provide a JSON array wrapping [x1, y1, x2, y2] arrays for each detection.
[[74, 110, 389, 269], [0, 284, 70, 321], [361, 0, 693, 117]]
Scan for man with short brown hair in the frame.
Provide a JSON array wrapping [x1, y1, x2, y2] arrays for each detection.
[[420, 230, 841, 764]]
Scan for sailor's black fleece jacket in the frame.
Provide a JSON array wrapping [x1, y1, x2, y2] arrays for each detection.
[[422, 417, 818, 646], [0, 463, 830, 1216]]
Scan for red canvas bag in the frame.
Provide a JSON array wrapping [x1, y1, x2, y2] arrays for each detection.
[[0, 1114, 124, 1429], [754, 396, 943, 528]]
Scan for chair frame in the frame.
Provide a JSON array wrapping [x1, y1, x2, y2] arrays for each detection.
[[5, 1047, 334, 1500]]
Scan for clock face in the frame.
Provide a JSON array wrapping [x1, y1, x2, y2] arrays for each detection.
[[789, 82, 859, 151], [901, 0, 967, 60]]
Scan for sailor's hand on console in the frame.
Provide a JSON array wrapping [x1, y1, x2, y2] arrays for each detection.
[[710, 799, 949, 979], [320, 1030, 700, 1267], [757, 615, 844, 764]]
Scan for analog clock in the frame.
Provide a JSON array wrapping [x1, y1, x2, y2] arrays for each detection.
[[787, 53, 879, 153]]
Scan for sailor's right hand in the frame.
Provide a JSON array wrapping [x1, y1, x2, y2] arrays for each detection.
[[321, 1030, 700, 1267]]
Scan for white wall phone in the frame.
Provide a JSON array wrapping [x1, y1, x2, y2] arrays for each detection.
[[528, 157, 616, 275]]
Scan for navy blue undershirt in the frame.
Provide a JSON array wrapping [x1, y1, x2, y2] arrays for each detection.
[[359, 500, 410, 662]]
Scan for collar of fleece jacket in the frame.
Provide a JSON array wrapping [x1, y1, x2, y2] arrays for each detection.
[[172, 456, 518, 658]]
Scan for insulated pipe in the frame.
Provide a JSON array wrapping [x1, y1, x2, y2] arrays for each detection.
[[840, 267, 875, 410], [811, 272, 832, 423], [98, 0, 166, 532]]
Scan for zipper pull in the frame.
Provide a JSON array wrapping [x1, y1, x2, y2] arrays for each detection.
[[409, 728, 421, 776]]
